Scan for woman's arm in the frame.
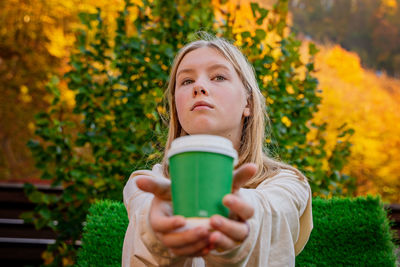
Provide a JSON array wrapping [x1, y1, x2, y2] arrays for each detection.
[[204, 169, 312, 267], [122, 168, 187, 267]]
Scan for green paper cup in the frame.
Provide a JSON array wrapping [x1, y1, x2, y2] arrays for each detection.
[[167, 135, 238, 222]]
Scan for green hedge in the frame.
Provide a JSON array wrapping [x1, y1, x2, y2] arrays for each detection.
[[76, 200, 128, 267], [76, 197, 397, 266], [296, 197, 397, 266]]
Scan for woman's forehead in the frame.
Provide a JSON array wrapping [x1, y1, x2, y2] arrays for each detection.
[[177, 47, 234, 72]]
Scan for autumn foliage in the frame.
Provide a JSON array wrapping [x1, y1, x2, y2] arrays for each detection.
[[311, 44, 400, 203], [0, 0, 127, 182], [290, 0, 400, 77]]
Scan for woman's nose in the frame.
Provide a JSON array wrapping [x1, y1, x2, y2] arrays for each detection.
[[192, 85, 209, 97]]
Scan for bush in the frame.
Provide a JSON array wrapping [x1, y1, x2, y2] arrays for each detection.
[[75, 197, 397, 266]]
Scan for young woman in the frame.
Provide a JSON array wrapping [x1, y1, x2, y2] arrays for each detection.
[[122, 34, 313, 266]]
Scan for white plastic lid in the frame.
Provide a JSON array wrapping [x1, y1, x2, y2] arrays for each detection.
[[167, 135, 238, 164]]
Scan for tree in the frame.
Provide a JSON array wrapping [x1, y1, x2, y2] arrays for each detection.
[[289, 0, 400, 77], [312, 44, 400, 203], [0, 0, 63, 181], [0, 0, 124, 182]]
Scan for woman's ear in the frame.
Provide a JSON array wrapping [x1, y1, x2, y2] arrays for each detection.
[[243, 95, 251, 117], [243, 107, 250, 117]]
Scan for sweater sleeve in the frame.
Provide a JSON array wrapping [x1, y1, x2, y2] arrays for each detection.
[[121, 165, 186, 267], [204, 169, 312, 267]]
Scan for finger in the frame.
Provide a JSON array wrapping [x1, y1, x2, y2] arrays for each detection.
[[151, 214, 186, 233], [169, 237, 210, 256], [223, 194, 254, 221], [149, 198, 185, 233], [209, 231, 237, 251], [136, 176, 171, 200], [160, 226, 209, 248], [232, 163, 257, 192], [210, 215, 248, 241]]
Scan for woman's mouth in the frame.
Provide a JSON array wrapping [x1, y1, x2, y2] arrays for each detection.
[[191, 101, 214, 111]]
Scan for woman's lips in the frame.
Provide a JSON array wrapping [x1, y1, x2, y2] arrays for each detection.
[[191, 101, 214, 111], [193, 105, 213, 111]]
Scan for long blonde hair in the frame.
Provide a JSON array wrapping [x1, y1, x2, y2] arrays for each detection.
[[161, 34, 305, 188]]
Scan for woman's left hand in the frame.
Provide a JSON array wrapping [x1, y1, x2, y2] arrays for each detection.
[[208, 163, 257, 251]]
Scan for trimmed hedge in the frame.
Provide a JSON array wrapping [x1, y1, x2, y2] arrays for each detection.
[[76, 197, 397, 266], [295, 197, 397, 266], [76, 200, 128, 267]]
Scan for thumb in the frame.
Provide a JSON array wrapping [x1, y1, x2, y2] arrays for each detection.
[[232, 163, 257, 193], [136, 176, 172, 201]]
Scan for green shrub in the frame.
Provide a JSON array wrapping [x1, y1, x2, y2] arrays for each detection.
[[296, 197, 397, 266], [76, 200, 128, 267], [75, 197, 397, 266]]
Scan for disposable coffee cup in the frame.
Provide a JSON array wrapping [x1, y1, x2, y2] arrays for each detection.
[[167, 135, 238, 227]]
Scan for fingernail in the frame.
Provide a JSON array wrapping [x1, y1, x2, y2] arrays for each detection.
[[175, 217, 185, 227], [225, 196, 233, 205], [213, 217, 221, 227]]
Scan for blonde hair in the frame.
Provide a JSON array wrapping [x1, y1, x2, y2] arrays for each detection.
[[161, 33, 305, 188]]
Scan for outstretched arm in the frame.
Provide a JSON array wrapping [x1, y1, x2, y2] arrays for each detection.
[[204, 169, 311, 267], [135, 163, 258, 257]]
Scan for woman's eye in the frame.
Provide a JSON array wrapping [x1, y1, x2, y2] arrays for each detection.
[[214, 75, 226, 81], [182, 79, 193, 85]]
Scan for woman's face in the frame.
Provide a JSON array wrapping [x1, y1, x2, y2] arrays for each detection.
[[174, 47, 250, 149]]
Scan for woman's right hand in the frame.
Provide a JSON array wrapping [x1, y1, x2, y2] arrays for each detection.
[[136, 176, 211, 257]]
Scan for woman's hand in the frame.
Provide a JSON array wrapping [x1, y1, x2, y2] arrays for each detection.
[[136, 176, 211, 257], [208, 163, 257, 251]]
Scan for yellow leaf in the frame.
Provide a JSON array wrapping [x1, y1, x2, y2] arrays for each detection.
[[28, 122, 35, 133], [281, 116, 291, 127], [20, 85, 29, 94], [42, 250, 54, 265], [382, 0, 397, 9], [62, 256, 74, 266], [286, 85, 295, 94]]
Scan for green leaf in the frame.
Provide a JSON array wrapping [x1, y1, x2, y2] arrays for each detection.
[[255, 29, 266, 40], [70, 170, 83, 179], [241, 31, 251, 39], [250, 2, 260, 18], [124, 144, 137, 153], [28, 190, 45, 203], [27, 139, 40, 150], [309, 43, 319, 56], [20, 211, 35, 223]]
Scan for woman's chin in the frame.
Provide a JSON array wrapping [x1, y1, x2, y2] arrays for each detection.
[[186, 127, 219, 136], [182, 121, 218, 135]]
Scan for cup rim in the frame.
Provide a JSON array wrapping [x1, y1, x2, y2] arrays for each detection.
[[166, 134, 238, 164]]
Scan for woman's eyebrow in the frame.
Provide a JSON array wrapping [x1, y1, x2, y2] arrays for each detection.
[[207, 63, 230, 72], [176, 68, 195, 78], [176, 63, 231, 79]]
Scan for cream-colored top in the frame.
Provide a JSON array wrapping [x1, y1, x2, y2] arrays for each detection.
[[122, 164, 313, 267]]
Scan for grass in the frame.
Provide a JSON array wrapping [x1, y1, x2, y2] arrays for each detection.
[[76, 196, 397, 266]]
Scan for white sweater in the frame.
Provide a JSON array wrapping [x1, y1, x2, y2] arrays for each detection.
[[122, 164, 313, 267]]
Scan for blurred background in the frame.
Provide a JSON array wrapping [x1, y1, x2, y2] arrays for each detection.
[[1, 0, 399, 202]]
